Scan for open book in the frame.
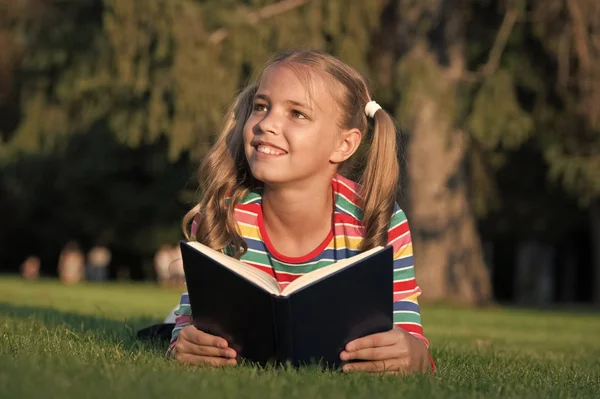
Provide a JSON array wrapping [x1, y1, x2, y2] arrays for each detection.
[[184, 241, 385, 296], [180, 240, 394, 369]]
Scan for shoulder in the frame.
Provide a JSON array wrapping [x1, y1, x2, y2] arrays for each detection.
[[332, 174, 364, 220], [231, 189, 263, 221], [387, 203, 412, 250], [192, 188, 263, 227], [333, 174, 363, 201], [333, 174, 407, 230], [235, 189, 263, 207], [389, 203, 409, 231]]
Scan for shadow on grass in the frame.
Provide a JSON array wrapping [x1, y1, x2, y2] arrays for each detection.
[[0, 302, 167, 354]]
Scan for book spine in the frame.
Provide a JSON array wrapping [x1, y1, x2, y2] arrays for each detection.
[[272, 296, 295, 367]]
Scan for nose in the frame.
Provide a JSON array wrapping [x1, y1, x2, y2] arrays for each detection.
[[255, 107, 282, 136]]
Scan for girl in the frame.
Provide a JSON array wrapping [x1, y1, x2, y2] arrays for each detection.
[[169, 50, 433, 374]]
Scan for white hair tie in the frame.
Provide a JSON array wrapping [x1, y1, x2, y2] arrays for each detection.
[[364, 101, 382, 118]]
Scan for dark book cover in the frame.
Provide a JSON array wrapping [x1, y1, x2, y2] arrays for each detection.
[[180, 241, 394, 369]]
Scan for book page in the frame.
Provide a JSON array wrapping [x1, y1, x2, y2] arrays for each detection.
[[281, 246, 384, 296], [185, 241, 281, 295]]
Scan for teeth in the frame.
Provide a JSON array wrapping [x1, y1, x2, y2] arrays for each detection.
[[257, 145, 283, 155]]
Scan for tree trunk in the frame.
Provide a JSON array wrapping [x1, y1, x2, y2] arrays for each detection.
[[387, 0, 492, 304], [403, 0, 492, 304], [407, 99, 491, 304]]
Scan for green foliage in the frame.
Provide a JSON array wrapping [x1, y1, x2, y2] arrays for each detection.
[[468, 70, 533, 150], [2, 0, 600, 275], [2, 0, 388, 163], [394, 48, 458, 126], [0, 0, 104, 159], [526, 0, 600, 204], [0, 129, 194, 268], [545, 118, 600, 206], [0, 0, 390, 270]]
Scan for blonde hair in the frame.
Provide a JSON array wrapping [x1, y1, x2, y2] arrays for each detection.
[[183, 50, 399, 257]]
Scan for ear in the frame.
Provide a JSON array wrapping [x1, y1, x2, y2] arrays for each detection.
[[330, 128, 362, 164]]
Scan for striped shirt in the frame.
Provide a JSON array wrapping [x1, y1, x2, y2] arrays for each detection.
[[168, 174, 428, 355]]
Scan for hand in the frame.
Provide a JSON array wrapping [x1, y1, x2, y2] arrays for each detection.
[[340, 326, 430, 374], [173, 325, 237, 367]]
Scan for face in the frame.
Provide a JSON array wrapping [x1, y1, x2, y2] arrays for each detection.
[[243, 64, 358, 187]]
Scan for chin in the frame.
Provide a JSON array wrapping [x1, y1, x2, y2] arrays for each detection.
[[246, 155, 283, 183], [248, 165, 291, 186], [250, 170, 286, 185]]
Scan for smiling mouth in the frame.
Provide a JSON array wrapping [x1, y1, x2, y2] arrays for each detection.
[[254, 144, 287, 156]]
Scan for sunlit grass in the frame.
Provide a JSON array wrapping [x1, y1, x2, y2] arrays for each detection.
[[1, 277, 598, 398]]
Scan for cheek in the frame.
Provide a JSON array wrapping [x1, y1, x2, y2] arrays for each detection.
[[288, 139, 330, 167], [292, 127, 336, 157], [242, 120, 255, 144]]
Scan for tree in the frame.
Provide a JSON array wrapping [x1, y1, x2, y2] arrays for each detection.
[[1, 0, 387, 162], [386, 1, 518, 304], [0, 0, 394, 276], [2, 0, 599, 303], [0, 0, 507, 301], [0, 0, 105, 159], [528, 0, 600, 303]]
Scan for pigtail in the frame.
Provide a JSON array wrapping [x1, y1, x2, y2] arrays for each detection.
[[358, 109, 400, 251], [182, 84, 258, 258]]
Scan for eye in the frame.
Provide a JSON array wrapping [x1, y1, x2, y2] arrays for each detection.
[[291, 110, 307, 119], [253, 103, 268, 112]]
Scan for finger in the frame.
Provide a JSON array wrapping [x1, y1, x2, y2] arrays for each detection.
[[342, 360, 402, 373], [340, 345, 402, 361], [175, 353, 237, 367], [345, 330, 398, 352], [181, 326, 228, 348], [382, 369, 409, 376], [176, 339, 237, 358]]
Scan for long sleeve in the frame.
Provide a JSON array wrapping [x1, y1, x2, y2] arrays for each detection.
[[387, 205, 428, 347], [166, 214, 201, 357], [387, 205, 435, 372], [165, 292, 192, 357]]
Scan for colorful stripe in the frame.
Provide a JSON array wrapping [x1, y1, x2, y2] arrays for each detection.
[[169, 174, 428, 359]]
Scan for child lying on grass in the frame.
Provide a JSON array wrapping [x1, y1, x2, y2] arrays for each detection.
[[167, 49, 433, 374]]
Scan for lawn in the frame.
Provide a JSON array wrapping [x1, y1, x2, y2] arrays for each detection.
[[0, 277, 599, 398]]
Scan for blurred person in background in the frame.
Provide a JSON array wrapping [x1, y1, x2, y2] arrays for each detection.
[[162, 250, 186, 324], [168, 244, 185, 287], [58, 241, 85, 285], [20, 256, 40, 280], [154, 244, 173, 286], [86, 244, 111, 282]]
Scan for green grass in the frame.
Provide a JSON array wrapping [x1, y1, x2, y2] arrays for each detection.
[[0, 277, 599, 398]]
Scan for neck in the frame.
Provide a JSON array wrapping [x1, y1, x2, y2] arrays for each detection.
[[261, 175, 335, 246]]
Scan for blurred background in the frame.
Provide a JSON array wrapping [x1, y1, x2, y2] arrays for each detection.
[[0, 0, 598, 307]]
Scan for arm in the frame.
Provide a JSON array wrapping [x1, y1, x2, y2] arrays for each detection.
[[341, 206, 434, 374], [166, 210, 238, 366], [389, 210, 435, 372], [166, 292, 192, 357], [388, 207, 429, 348], [166, 292, 238, 366], [165, 211, 198, 356]]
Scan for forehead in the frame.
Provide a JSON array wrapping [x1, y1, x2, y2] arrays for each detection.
[[256, 64, 340, 111]]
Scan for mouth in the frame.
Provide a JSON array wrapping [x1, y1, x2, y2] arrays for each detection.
[[251, 141, 288, 156]]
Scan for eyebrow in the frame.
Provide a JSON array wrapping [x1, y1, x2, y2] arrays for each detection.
[[254, 93, 312, 110]]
